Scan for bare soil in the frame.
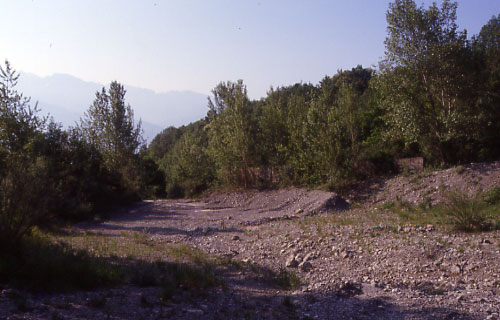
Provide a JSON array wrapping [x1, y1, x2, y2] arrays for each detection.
[[1, 162, 500, 319]]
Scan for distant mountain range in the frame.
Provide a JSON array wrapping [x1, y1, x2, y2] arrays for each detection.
[[17, 72, 209, 142]]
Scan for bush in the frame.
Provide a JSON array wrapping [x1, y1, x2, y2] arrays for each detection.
[[442, 190, 488, 232]]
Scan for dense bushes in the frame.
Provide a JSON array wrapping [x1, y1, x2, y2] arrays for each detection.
[[0, 62, 163, 251]]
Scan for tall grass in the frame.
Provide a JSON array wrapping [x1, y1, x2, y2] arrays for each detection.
[[442, 190, 487, 232]]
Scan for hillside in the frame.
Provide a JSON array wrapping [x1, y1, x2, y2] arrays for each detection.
[[350, 161, 500, 207]]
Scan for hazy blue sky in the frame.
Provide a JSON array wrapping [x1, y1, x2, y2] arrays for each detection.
[[2, 0, 500, 99]]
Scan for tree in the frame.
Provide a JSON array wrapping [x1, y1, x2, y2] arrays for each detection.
[[0, 61, 51, 246], [79, 81, 143, 166], [474, 14, 500, 159], [207, 80, 255, 186], [304, 68, 374, 187], [0, 61, 45, 153], [380, 0, 483, 164]]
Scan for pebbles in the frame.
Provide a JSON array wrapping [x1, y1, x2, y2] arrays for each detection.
[[3, 182, 500, 320]]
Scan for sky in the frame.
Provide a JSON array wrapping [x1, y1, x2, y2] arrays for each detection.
[[2, 0, 500, 99]]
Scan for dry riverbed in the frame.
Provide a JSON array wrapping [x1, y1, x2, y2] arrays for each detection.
[[1, 163, 500, 319]]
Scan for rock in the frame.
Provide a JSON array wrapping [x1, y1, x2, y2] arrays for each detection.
[[321, 194, 350, 211], [299, 261, 313, 272], [232, 235, 240, 241], [303, 252, 313, 262], [450, 265, 461, 276], [340, 250, 352, 259], [295, 253, 304, 262], [286, 254, 299, 268]]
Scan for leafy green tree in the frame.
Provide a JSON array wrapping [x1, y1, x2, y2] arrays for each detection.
[[148, 126, 184, 161], [380, 0, 484, 164], [259, 83, 319, 184], [207, 80, 255, 186], [79, 81, 143, 166], [164, 130, 214, 197], [0, 61, 52, 246], [304, 68, 374, 187], [473, 14, 500, 160]]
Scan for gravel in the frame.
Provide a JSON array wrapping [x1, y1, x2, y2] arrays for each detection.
[[1, 162, 500, 319]]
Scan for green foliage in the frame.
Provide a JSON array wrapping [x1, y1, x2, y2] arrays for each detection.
[[483, 187, 500, 205], [153, 120, 214, 198], [129, 260, 218, 301], [145, 2, 500, 191], [0, 62, 163, 260], [77, 81, 163, 200], [207, 80, 257, 186], [379, 0, 493, 164], [0, 61, 52, 245], [78, 81, 143, 165]]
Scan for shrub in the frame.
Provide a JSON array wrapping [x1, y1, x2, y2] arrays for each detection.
[[442, 190, 487, 232]]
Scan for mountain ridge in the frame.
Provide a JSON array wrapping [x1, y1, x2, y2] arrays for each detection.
[[17, 72, 209, 142]]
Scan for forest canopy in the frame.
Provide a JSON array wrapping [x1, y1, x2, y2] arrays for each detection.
[[148, 0, 500, 197]]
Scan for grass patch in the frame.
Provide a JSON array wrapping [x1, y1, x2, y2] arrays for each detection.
[[383, 188, 500, 232], [0, 232, 122, 292], [127, 260, 219, 301]]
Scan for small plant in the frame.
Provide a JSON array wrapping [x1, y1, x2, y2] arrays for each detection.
[[483, 187, 500, 205], [382, 201, 395, 210], [275, 268, 301, 291], [160, 262, 218, 301], [442, 190, 487, 232]]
